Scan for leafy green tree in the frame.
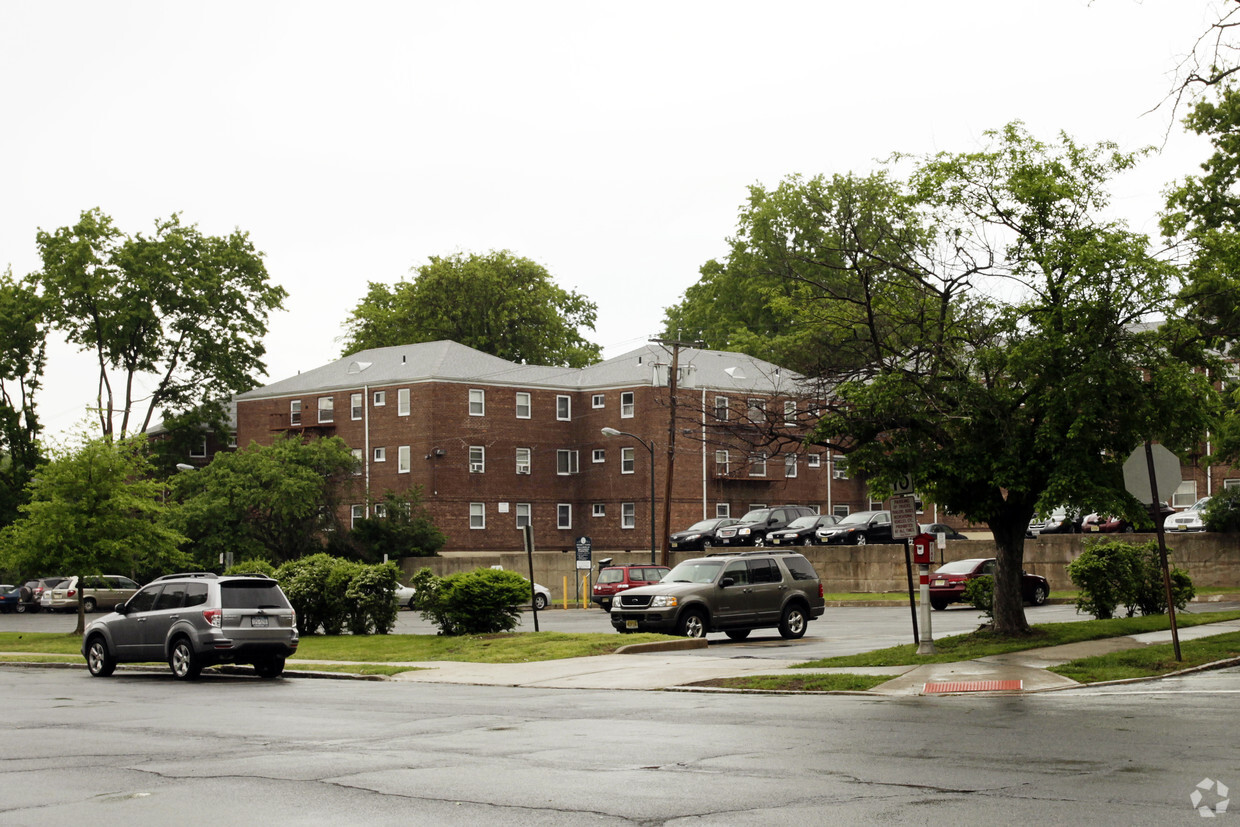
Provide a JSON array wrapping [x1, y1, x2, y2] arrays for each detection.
[[689, 123, 1221, 636], [34, 208, 287, 438], [343, 490, 445, 561], [341, 250, 601, 367], [0, 268, 48, 528], [167, 435, 359, 566], [0, 432, 189, 632]]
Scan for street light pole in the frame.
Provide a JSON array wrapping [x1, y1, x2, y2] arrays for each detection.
[[601, 427, 656, 564]]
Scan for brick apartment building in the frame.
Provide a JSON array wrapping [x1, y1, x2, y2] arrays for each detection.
[[233, 340, 874, 552]]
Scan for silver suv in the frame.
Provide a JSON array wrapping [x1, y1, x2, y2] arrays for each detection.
[[81, 572, 299, 680], [609, 550, 825, 639]]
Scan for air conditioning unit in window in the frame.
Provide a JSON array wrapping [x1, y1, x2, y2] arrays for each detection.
[[516, 465, 530, 475], [470, 463, 485, 473]]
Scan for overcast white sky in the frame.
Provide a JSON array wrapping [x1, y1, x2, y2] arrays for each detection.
[[0, 1, 1226, 440]]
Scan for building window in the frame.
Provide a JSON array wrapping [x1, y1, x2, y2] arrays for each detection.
[[621, 447, 635, 474], [351, 392, 363, 420], [749, 453, 767, 477], [398, 388, 410, 416], [833, 455, 849, 480], [351, 448, 363, 474], [516, 447, 531, 475], [1172, 479, 1197, 507], [622, 502, 636, 529], [747, 398, 765, 422], [592, 503, 605, 517], [621, 391, 634, 418], [715, 450, 729, 476], [373, 503, 387, 519], [784, 400, 796, 425], [317, 396, 334, 424], [785, 455, 797, 478], [557, 504, 572, 529], [592, 394, 605, 408], [715, 503, 730, 518], [833, 505, 851, 518], [516, 503, 531, 528], [189, 437, 207, 459], [557, 449, 579, 475], [469, 389, 485, 416], [290, 400, 301, 426], [1225, 479, 1240, 490], [807, 454, 821, 469], [228, 432, 237, 448], [714, 396, 729, 421], [469, 446, 485, 473], [398, 446, 411, 473], [516, 392, 531, 419], [592, 449, 605, 463], [556, 395, 571, 421], [351, 504, 365, 528], [470, 503, 485, 529], [373, 447, 386, 462], [373, 390, 386, 406]]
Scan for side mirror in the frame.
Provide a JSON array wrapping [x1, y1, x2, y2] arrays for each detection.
[[720, 577, 735, 588], [115, 603, 131, 615]]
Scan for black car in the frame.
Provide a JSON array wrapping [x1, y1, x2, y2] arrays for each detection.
[[712, 505, 818, 547], [920, 523, 968, 541], [668, 518, 741, 552], [767, 514, 840, 547], [817, 510, 895, 545]]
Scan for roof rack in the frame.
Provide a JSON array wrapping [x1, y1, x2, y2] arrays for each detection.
[[151, 572, 220, 581], [704, 549, 801, 558]]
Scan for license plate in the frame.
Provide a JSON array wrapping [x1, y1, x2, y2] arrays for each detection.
[[625, 620, 638, 630], [1089, 526, 1099, 532], [251, 616, 269, 627], [933, 579, 946, 587]]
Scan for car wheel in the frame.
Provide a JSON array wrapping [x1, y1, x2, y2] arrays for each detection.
[[168, 638, 202, 680], [677, 609, 707, 638], [1123, 525, 1135, 533], [85, 636, 116, 677], [930, 598, 948, 611], [253, 656, 286, 679], [725, 629, 751, 641], [778, 605, 808, 639], [14, 602, 25, 614], [854, 534, 867, 546], [754, 537, 765, 548], [407, 598, 416, 610], [802, 536, 814, 547], [82, 597, 97, 613], [702, 540, 712, 550], [533, 593, 549, 611], [1030, 584, 1048, 606]]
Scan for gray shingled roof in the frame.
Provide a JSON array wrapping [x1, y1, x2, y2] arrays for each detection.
[[235, 340, 805, 400]]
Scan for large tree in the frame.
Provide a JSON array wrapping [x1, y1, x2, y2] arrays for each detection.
[[35, 208, 287, 438], [0, 268, 47, 528], [341, 250, 601, 367], [0, 432, 189, 632], [679, 123, 1221, 636]]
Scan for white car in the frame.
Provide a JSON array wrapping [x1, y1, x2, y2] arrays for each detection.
[[1164, 497, 1211, 532], [395, 582, 417, 609], [529, 582, 551, 611]]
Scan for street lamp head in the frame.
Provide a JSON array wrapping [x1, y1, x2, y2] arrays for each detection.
[[601, 427, 621, 437], [175, 463, 197, 472]]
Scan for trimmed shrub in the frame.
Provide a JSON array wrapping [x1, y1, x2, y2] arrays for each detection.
[[1066, 539, 1194, 620], [1204, 487, 1240, 532], [412, 567, 531, 635], [275, 553, 401, 635], [961, 575, 994, 621]]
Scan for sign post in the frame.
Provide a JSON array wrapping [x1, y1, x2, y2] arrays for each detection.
[[890, 486, 919, 646], [522, 524, 539, 632], [1125, 442, 1183, 661]]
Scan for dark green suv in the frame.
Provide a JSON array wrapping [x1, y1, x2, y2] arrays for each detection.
[[609, 551, 825, 640]]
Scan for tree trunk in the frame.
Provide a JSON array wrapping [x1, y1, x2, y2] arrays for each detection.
[[989, 517, 1032, 636]]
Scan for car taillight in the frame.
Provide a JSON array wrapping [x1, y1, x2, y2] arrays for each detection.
[[818, 584, 824, 598], [202, 608, 222, 627], [67, 588, 76, 597]]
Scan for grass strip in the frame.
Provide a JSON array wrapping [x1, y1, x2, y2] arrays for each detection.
[[1049, 631, 1240, 683], [688, 673, 893, 692]]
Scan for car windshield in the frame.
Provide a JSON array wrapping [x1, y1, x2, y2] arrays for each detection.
[[836, 511, 877, 527], [786, 516, 819, 529], [597, 569, 625, 584], [665, 560, 726, 584], [935, 559, 985, 575], [683, 520, 721, 532], [737, 509, 772, 524], [1187, 498, 1211, 512]]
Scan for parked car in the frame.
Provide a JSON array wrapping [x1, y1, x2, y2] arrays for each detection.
[[817, 510, 895, 545], [591, 565, 670, 610], [42, 575, 140, 613], [609, 550, 825, 639], [1082, 503, 1175, 533], [81, 572, 299, 680], [529, 581, 551, 611], [712, 505, 817, 547], [16, 577, 67, 613], [919, 523, 968, 540], [1026, 509, 1082, 537], [927, 557, 1049, 611], [767, 514, 840, 547], [668, 518, 740, 552], [0, 585, 18, 613], [1165, 497, 1211, 533], [395, 582, 417, 609]]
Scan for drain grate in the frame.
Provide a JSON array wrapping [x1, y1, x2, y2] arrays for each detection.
[[923, 679, 1023, 694]]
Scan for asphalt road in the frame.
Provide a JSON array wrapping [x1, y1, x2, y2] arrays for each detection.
[[3, 662, 1237, 824]]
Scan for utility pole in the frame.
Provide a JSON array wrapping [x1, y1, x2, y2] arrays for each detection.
[[650, 336, 703, 566]]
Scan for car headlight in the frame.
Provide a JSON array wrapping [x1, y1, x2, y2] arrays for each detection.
[[737, 527, 751, 536], [684, 533, 700, 540], [650, 595, 678, 608]]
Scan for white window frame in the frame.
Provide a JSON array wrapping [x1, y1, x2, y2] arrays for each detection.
[[470, 503, 485, 529], [189, 437, 207, 459], [715, 450, 729, 476], [469, 389, 485, 416], [715, 503, 730, 518], [351, 448, 363, 474], [516, 447, 531, 475], [373, 503, 387, 519], [749, 452, 767, 477], [516, 392, 531, 419], [515, 503, 531, 528], [290, 400, 302, 426], [621, 447, 635, 474], [622, 502, 636, 529], [714, 396, 729, 421], [747, 398, 765, 422], [620, 391, 634, 418], [592, 394, 605, 408], [785, 454, 797, 478], [398, 388, 410, 416], [833, 504, 850, 518], [592, 503, 606, 517], [398, 446, 411, 473], [373, 390, 386, 407], [784, 400, 796, 425], [592, 449, 605, 463], [807, 454, 821, 469], [373, 447, 386, 462], [1225, 478, 1240, 490], [557, 503, 572, 530], [557, 449, 579, 475], [469, 445, 485, 474], [833, 455, 849, 480], [1172, 479, 1198, 508], [351, 504, 365, 528], [318, 396, 334, 424], [556, 395, 571, 421]]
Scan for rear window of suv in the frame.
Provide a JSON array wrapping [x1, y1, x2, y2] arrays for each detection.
[[221, 581, 290, 609], [782, 556, 820, 581]]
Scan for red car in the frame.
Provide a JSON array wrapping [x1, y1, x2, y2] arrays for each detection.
[[592, 565, 670, 611], [928, 558, 1049, 611]]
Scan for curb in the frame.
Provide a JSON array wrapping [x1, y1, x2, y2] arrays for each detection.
[[613, 638, 708, 654]]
